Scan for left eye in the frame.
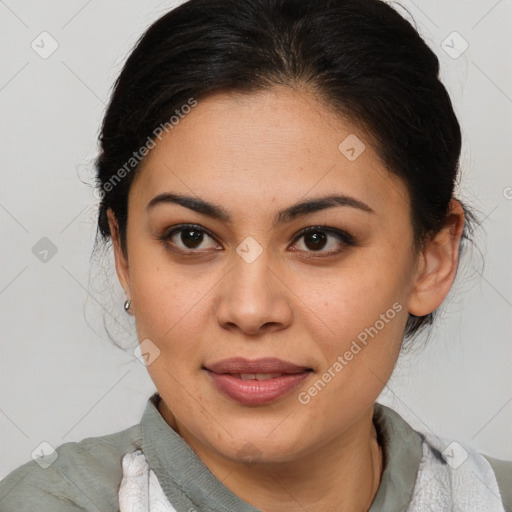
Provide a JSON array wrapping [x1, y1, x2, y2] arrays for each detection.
[[291, 226, 354, 255]]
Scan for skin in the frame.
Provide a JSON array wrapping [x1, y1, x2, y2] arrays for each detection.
[[107, 85, 465, 512]]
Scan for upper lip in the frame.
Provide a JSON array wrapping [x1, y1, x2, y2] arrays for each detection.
[[204, 357, 312, 374]]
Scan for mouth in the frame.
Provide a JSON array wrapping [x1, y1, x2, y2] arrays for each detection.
[[204, 356, 313, 375], [230, 373, 292, 380], [204, 357, 313, 405]]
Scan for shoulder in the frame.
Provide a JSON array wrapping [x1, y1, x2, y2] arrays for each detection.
[[0, 423, 142, 512], [481, 453, 512, 512], [380, 405, 512, 512]]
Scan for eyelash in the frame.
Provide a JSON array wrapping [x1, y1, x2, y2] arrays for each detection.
[[156, 223, 355, 259]]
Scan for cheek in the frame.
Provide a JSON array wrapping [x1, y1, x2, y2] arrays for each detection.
[[294, 270, 407, 420], [294, 251, 410, 368], [128, 253, 212, 347], [301, 270, 400, 333]]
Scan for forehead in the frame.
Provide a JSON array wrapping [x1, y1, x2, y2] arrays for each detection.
[[130, 86, 410, 220]]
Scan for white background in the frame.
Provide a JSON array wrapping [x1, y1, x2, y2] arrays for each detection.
[[1, 0, 511, 478]]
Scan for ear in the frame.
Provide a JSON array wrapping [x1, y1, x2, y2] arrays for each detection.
[[106, 208, 131, 299], [407, 199, 465, 317]]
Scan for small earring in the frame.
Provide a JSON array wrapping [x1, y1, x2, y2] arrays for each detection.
[[124, 299, 131, 312]]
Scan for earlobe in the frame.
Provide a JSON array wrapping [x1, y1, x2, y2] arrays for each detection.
[[407, 199, 465, 317], [106, 208, 131, 298]]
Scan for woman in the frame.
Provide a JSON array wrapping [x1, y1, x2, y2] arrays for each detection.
[[1, 0, 510, 511]]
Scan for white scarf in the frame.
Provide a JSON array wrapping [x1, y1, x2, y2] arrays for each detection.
[[118, 433, 505, 512], [118, 450, 177, 512]]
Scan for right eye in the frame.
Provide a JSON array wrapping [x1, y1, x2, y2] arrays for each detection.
[[157, 224, 222, 254]]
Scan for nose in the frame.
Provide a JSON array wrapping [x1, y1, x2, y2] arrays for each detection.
[[214, 247, 294, 336]]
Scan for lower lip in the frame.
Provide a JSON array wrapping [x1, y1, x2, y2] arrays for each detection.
[[206, 371, 311, 405]]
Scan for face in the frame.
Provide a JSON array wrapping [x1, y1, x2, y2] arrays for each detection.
[[108, 85, 462, 466]]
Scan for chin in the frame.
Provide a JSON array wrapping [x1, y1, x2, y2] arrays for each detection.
[[208, 430, 311, 466]]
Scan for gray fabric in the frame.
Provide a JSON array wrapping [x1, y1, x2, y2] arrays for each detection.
[[482, 455, 512, 512], [368, 402, 424, 511], [0, 392, 510, 511]]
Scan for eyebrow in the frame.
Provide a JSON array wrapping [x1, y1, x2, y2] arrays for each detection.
[[146, 192, 374, 224]]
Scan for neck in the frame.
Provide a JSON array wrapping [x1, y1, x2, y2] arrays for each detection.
[[160, 400, 383, 512]]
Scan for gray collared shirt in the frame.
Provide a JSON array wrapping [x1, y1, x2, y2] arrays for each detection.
[[1, 392, 510, 511]]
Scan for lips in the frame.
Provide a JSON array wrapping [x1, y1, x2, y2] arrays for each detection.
[[204, 357, 313, 405], [205, 357, 311, 375]]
